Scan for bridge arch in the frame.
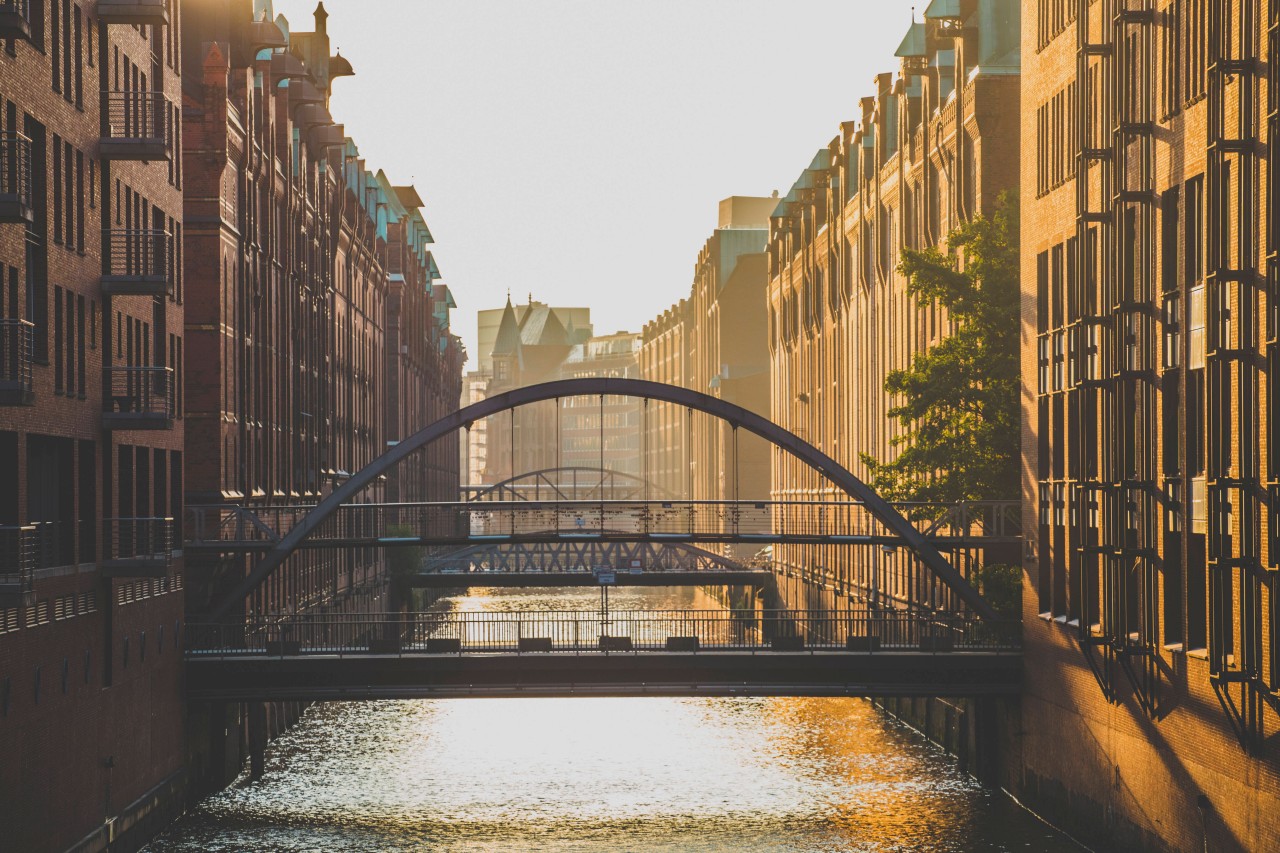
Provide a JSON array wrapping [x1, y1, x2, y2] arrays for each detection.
[[209, 377, 999, 620]]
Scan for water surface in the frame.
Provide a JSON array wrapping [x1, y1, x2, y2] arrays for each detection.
[[149, 587, 1079, 852]]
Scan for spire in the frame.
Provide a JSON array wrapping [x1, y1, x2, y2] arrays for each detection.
[[491, 296, 522, 357], [314, 1, 328, 34]]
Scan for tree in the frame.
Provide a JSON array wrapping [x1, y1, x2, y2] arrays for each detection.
[[861, 192, 1020, 505]]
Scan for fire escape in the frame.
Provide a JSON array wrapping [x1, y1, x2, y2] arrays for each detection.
[[1268, 0, 1280, 711], [1074, 0, 1162, 711], [1206, 0, 1270, 742]]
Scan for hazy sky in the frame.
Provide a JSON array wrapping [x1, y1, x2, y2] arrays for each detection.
[[272, 0, 915, 361]]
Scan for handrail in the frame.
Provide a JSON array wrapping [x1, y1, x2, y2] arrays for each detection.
[[186, 608, 1022, 657]]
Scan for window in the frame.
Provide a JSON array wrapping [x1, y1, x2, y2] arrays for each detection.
[[50, 0, 60, 92], [75, 151, 83, 252], [53, 287, 63, 392], [52, 134, 62, 245], [1189, 285, 1206, 369], [64, 288, 73, 393]]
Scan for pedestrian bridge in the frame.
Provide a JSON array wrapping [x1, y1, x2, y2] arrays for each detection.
[[184, 609, 1021, 701], [185, 498, 1018, 552]]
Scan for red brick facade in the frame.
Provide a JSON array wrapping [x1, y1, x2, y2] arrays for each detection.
[[0, 1, 462, 847], [0, 2, 187, 851]]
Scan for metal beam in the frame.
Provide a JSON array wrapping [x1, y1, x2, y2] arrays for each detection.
[[405, 570, 772, 588], [209, 378, 1001, 620]]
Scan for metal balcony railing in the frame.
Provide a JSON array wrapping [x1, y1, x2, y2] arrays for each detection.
[[0, 524, 35, 608], [103, 366, 174, 429], [100, 91, 171, 161], [102, 517, 173, 577], [0, 132, 32, 223], [0, 318, 34, 405], [101, 229, 173, 296], [0, 0, 31, 41], [95, 0, 168, 26]]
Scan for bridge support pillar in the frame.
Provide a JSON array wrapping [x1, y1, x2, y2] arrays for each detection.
[[247, 702, 267, 781], [972, 696, 1000, 785]]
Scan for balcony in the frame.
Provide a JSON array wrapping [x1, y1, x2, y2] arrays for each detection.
[[101, 230, 173, 296], [0, 524, 35, 609], [0, 133, 32, 223], [101, 517, 173, 577], [100, 91, 171, 161], [0, 0, 31, 41], [0, 319, 34, 405], [103, 366, 174, 430], [95, 0, 168, 26]]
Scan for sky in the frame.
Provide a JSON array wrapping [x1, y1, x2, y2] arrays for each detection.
[[271, 0, 916, 361]]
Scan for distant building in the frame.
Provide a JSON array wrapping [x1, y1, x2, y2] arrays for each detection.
[[559, 331, 643, 477], [478, 297, 591, 483], [474, 299, 590, 374], [640, 196, 774, 511]]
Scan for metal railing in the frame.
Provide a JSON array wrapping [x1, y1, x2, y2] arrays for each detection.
[[184, 499, 1023, 549], [104, 366, 174, 419], [0, 524, 35, 599], [0, 132, 32, 210], [0, 319, 34, 402], [102, 91, 169, 146], [105, 517, 173, 563], [0, 0, 30, 32], [186, 609, 1021, 657], [103, 229, 173, 292]]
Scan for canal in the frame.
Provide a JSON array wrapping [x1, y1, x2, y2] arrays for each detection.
[[148, 586, 1080, 852]]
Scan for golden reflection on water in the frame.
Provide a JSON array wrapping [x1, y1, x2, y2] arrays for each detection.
[[147, 587, 1078, 852]]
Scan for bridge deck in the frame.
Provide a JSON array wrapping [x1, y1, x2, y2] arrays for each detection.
[[185, 649, 1021, 701], [406, 570, 773, 588]]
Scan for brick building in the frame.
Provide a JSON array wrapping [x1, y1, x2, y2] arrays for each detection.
[[1020, 0, 1279, 848], [177, 0, 462, 794], [380, 175, 462, 507], [765, 0, 1020, 613], [640, 196, 774, 521], [0, 1, 188, 850]]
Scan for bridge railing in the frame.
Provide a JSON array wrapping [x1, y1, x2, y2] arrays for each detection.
[[185, 608, 1020, 657], [185, 499, 1023, 548]]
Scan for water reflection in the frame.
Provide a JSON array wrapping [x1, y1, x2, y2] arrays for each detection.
[[148, 587, 1077, 852]]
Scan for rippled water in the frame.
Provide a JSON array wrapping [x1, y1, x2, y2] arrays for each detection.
[[149, 588, 1079, 852]]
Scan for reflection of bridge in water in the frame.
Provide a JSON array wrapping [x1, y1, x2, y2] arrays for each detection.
[[185, 608, 1021, 701]]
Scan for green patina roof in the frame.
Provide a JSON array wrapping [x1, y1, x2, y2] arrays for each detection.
[[895, 22, 927, 58], [924, 0, 962, 19]]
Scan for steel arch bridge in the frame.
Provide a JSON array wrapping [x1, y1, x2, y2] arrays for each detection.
[[205, 377, 1003, 621], [461, 466, 671, 503]]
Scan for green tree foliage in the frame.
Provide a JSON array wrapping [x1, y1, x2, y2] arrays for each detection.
[[861, 192, 1020, 504], [972, 562, 1022, 618]]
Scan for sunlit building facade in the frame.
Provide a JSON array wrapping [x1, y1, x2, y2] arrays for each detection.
[[1020, 0, 1280, 847], [640, 196, 774, 515], [766, 1, 1020, 613]]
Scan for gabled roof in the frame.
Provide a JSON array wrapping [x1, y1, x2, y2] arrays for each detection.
[[519, 303, 569, 347]]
